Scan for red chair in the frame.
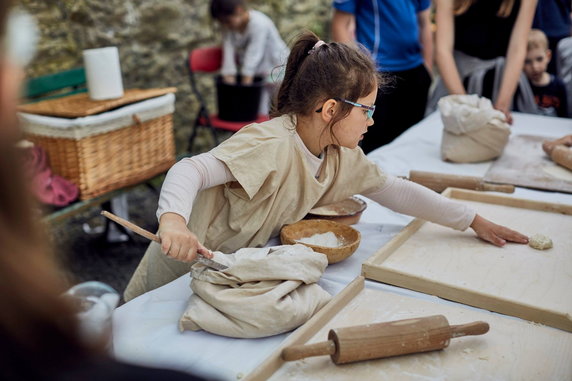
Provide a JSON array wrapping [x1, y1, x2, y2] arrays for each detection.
[[187, 46, 269, 151]]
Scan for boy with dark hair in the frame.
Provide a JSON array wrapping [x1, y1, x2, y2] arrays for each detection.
[[210, 0, 288, 91], [524, 29, 569, 118]]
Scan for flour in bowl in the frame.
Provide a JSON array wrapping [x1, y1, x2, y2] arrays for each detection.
[[297, 232, 342, 248]]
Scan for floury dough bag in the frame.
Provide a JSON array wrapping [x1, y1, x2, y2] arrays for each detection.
[[439, 94, 511, 163]]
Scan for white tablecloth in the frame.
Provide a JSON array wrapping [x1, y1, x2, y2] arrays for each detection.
[[113, 112, 572, 380]]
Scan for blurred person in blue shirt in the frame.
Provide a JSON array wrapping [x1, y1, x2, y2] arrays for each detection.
[[331, 0, 434, 153]]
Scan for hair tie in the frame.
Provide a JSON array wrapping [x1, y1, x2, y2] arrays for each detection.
[[308, 40, 325, 55]]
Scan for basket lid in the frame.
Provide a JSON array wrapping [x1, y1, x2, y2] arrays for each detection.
[[17, 87, 177, 118]]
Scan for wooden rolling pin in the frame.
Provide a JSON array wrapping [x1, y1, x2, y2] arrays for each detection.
[[282, 315, 489, 364], [409, 170, 515, 193], [551, 145, 572, 171], [100, 211, 228, 271]]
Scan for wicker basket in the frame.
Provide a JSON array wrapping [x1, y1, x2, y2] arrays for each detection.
[[19, 89, 177, 200]]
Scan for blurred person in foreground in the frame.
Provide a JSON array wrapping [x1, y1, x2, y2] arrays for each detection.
[[0, 2, 206, 380]]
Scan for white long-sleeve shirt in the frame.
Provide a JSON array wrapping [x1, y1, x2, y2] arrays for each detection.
[[221, 10, 289, 77], [157, 133, 476, 231]]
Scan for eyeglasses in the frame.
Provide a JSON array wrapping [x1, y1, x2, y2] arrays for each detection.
[[315, 98, 376, 119]]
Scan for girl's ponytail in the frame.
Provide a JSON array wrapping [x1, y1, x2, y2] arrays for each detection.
[[272, 32, 319, 117]]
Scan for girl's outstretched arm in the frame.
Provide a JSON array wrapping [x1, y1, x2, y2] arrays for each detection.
[[363, 176, 528, 246]]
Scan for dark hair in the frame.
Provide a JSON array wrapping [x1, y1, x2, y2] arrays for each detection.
[[210, 0, 245, 20], [272, 31, 382, 144]]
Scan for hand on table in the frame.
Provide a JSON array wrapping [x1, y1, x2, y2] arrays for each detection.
[[470, 214, 528, 247], [158, 212, 213, 262], [542, 135, 572, 156]]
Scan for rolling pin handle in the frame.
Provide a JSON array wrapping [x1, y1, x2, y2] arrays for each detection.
[[449, 321, 490, 338], [281, 340, 336, 362], [481, 183, 515, 193]]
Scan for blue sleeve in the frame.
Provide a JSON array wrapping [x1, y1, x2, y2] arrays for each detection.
[[333, 0, 356, 14], [416, 0, 431, 12]]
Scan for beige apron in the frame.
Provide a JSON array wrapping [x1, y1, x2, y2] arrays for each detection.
[[124, 115, 386, 301]]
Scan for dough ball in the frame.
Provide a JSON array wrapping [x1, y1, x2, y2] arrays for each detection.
[[528, 234, 553, 250]]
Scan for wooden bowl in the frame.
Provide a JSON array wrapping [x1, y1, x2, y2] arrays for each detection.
[[280, 219, 361, 264], [306, 197, 367, 225]]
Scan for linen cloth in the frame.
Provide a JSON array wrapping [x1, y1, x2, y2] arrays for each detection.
[[179, 245, 331, 338]]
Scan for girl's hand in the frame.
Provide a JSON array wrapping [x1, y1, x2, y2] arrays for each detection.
[[158, 213, 213, 262], [470, 214, 528, 247]]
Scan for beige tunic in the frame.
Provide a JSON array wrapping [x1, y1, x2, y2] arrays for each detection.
[[124, 115, 386, 301]]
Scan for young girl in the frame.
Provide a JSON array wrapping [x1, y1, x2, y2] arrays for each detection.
[[124, 32, 528, 301]]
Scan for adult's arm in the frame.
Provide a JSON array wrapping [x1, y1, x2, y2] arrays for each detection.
[[418, 7, 434, 72], [331, 9, 355, 44], [495, 0, 538, 120], [221, 31, 238, 80], [241, 18, 271, 82], [434, 0, 466, 95]]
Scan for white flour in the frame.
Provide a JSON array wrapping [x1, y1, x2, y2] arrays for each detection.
[[297, 232, 342, 248]]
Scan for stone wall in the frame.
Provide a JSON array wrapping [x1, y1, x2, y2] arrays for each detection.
[[18, 0, 333, 152]]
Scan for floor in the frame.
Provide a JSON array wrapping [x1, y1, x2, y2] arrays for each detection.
[[50, 185, 160, 302]]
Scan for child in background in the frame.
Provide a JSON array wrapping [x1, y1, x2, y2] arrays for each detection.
[[524, 29, 569, 118], [210, 0, 289, 113], [124, 31, 528, 301]]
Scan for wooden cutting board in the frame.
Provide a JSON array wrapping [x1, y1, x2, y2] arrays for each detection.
[[484, 134, 572, 193], [362, 189, 572, 332], [247, 277, 572, 381], [18, 87, 177, 118]]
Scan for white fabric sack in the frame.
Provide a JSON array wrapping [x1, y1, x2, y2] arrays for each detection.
[[439, 94, 511, 163], [179, 245, 331, 338]]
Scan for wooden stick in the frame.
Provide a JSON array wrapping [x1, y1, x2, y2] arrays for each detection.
[[101, 210, 159, 242], [100, 211, 228, 271]]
